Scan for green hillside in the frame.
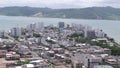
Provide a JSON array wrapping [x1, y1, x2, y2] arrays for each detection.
[[0, 6, 120, 20]]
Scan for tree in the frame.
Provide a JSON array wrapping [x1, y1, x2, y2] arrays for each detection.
[[33, 33, 41, 37]]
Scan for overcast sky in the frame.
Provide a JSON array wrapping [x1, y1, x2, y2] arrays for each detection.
[[0, 0, 119, 8]]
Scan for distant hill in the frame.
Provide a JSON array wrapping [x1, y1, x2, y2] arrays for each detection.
[[0, 6, 120, 20]]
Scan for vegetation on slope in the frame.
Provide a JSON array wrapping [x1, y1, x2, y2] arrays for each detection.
[[1, 6, 120, 20]]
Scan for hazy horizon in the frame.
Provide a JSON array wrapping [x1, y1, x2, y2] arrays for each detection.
[[0, 0, 119, 9], [0, 6, 118, 9]]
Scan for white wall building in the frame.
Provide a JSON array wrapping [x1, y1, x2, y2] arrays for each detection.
[[95, 29, 105, 38], [0, 30, 5, 37], [71, 54, 102, 68], [71, 23, 84, 31], [94, 65, 113, 68], [84, 26, 92, 38], [37, 22, 44, 32], [84, 55, 102, 68], [27, 23, 36, 31], [11, 27, 21, 37]]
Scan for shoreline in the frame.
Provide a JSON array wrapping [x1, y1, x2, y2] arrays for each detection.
[[0, 15, 119, 44], [1, 15, 120, 21]]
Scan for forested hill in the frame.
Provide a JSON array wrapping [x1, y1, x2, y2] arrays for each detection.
[[0, 6, 120, 20]]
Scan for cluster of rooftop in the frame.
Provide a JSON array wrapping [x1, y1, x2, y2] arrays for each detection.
[[0, 22, 119, 68]]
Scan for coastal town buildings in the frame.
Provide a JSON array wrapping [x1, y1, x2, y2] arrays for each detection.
[[0, 22, 118, 68], [11, 27, 21, 37], [58, 22, 65, 28]]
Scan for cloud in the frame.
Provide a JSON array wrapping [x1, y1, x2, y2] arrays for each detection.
[[0, 0, 119, 8]]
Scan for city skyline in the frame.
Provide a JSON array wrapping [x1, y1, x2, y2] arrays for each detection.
[[0, 0, 120, 9]]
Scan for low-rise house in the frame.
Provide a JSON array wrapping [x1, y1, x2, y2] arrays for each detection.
[[27, 58, 51, 68], [5, 54, 20, 60], [96, 38, 108, 44], [104, 56, 120, 68], [72, 61, 83, 68], [71, 53, 103, 68], [47, 50, 55, 57], [22, 64, 34, 68], [53, 48, 65, 54], [0, 50, 6, 58], [94, 65, 113, 68], [86, 55, 102, 68]]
